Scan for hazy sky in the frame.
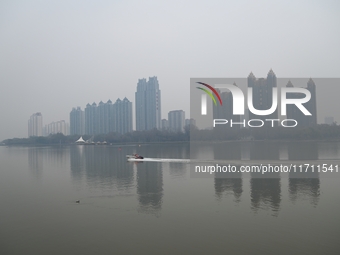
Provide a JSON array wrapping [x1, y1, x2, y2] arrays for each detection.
[[1, 0, 339, 141]]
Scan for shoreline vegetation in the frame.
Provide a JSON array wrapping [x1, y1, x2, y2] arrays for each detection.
[[2, 124, 340, 146]]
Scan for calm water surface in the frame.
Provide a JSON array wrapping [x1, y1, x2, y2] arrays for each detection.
[[0, 142, 340, 255]]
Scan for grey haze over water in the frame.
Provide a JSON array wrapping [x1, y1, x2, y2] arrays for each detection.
[[1, 0, 340, 141], [1, 142, 340, 254]]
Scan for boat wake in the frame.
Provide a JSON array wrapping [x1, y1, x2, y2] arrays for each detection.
[[127, 157, 190, 163], [127, 157, 340, 166]]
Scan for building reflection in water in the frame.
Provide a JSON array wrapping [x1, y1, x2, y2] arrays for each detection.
[[84, 146, 116, 186], [190, 143, 214, 160], [70, 145, 134, 192], [136, 162, 163, 215], [136, 142, 189, 159], [152, 143, 188, 178], [213, 141, 242, 201], [249, 141, 280, 160], [46, 146, 68, 168], [213, 143, 243, 203], [250, 173, 281, 216], [288, 142, 320, 206], [288, 177, 320, 206], [70, 144, 164, 214], [318, 141, 340, 159], [28, 147, 43, 179], [288, 141, 318, 160], [70, 146, 85, 182], [67, 141, 326, 215], [169, 162, 187, 178], [213, 142, 242, 160], [214, 170, 242, 203]]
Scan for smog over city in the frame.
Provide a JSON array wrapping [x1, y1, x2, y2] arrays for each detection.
[[1, 1, 339, 141], [2, 2, 340, 255]]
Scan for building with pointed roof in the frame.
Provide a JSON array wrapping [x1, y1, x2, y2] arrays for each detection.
[[285, 79, 317, 127], [113, 97, 133, 134], [286, 80, 294, 87], [83, 97, 132, 135], [247, 69, 278, 126], [85, 103, 97, 135]]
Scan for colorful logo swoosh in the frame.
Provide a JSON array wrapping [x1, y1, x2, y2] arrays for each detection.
[[196, 82, 222, 106]]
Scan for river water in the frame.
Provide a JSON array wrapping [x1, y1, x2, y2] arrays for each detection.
[[0, 142, 339, 254]]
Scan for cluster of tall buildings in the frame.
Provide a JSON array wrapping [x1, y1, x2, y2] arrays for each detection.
[[213, 70, 318, 127], [44, 120, 68, 136], [161, 112, 196, 133], [69, 76, 161, 136], [135, 77, 192, 133], [28, 113, 68, 137], [27, 71, 321, 138], [247, 69, 279, 123], [29, 76, 191, 137], [70, 98, 133, 136], [68, 76, 191, 136]]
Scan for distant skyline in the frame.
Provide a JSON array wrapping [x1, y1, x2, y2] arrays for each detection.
[[1, 0, 340, 141]]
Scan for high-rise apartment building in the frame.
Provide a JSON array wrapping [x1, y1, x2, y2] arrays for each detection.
[[306, 78, 317, 126], [28, 112, 43, 137], [70, 107, 85, 135], [135, 78, 147, 131], [84, 98, 132, 135], [113, 98, 132, 134], [96, 100, 113, 135], [286, 79, 317, 127], [135, 76, 161, 131], [248, 70, 278, 125], [213, 83, 241, 128], [168, 110, 185, 133], [85, 102, 97, 135]]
